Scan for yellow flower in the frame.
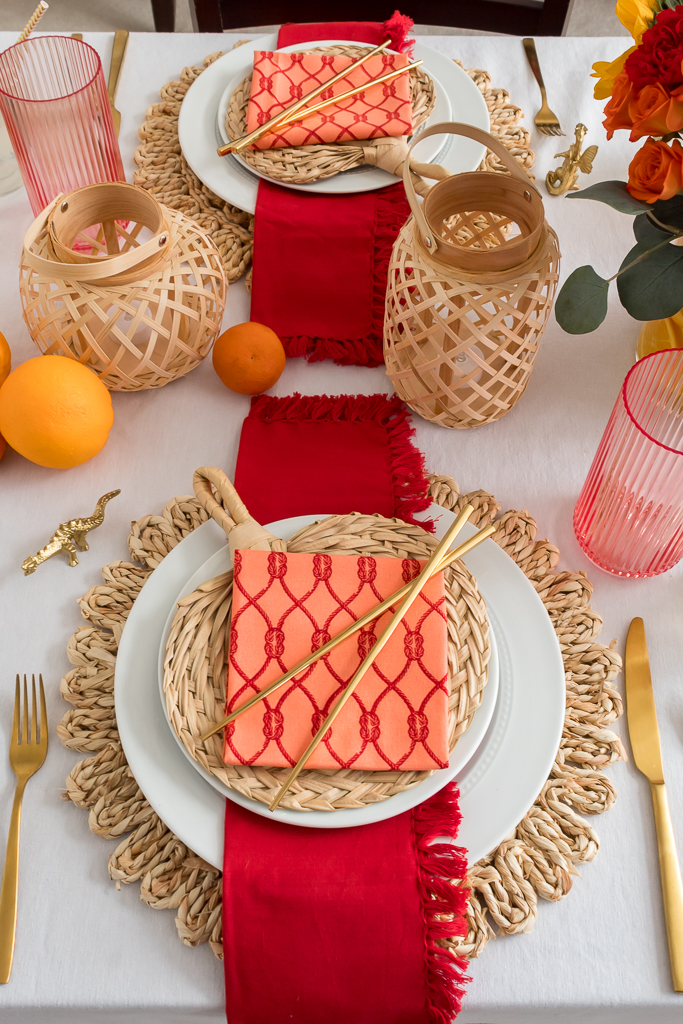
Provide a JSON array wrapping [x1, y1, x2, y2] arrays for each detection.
[[591, 46, 636, 99], [615, 0, 659, 45]]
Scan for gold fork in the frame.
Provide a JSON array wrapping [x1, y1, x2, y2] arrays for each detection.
[[0, 675, 48, 983], [523, 38, 564, 137]]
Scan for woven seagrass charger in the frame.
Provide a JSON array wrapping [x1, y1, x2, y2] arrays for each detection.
[[58, 475, 624, 961], [163, 468, 490, 811]]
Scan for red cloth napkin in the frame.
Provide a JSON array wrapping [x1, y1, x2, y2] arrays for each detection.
[[223, 392, 469, 1023], [249, 15, 413, 367], [233, 392, 434, 526]]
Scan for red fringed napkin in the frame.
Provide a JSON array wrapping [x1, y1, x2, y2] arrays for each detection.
[[223, 392, 469, 1023], [249, 15, 413, 367]]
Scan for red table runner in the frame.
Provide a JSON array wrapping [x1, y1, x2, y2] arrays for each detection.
[[223, 392, 469, 1023], [249, 16, 413, 367]]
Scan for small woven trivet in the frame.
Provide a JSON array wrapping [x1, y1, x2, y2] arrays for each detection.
[[133, 53, 535, 285], [58, 475, 624, 961]]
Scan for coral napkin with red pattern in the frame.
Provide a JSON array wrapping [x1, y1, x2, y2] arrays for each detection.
[[222, 391, 469, 1023], [249, 14, 413, 367]]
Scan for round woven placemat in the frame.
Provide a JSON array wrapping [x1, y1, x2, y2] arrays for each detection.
[[225, 44, 435, 185], [163, 511, 490, 811], [133, 52, 534, 285], [58, 475, 624, 962]]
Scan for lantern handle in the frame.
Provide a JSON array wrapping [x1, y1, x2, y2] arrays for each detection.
[[404, 121, 539, 254]]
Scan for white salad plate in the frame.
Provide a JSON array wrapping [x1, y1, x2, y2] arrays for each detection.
[[177, 35, 490, 213], [115, 506, 565, 868], [156, 527, 500, 810]]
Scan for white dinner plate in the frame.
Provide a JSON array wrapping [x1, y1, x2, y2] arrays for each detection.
[[214, 56, 453, 194], [115, 506, 565, 867], [177, 35, 490, 213], [156, 527, 500, 808]]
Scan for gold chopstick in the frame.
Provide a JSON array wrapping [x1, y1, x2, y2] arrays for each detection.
[[217, 37, 392, 157], [269, 506, 475, 811], [199, 519, 496, 743], [276, 60, 422, 127]]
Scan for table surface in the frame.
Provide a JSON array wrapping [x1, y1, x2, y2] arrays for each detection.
[[0, 29, 681, 1024]]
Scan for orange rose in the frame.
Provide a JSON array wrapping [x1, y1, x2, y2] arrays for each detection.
[[628, 81, 683, 140], [627, 137, 683, 203], [604, 72, 635, 138]]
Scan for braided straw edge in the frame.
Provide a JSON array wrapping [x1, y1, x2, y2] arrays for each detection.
[[58, 476, 624, 960], [132, 56, 534, 289]]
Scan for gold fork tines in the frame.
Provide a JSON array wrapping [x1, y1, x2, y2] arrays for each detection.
[[523, 38, 564, 137], [0, 675, 48, 984]]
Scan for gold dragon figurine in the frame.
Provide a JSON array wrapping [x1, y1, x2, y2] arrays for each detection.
[[22, 490, 121, 576], [546, 123, 598, 196]]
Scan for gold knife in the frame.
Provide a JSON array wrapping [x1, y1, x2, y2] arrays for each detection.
[[108, 30, 128, 137], [625, 617, 683, 991]]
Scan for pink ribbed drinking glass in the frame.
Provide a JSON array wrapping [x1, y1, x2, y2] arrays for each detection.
[[0, 36, 124, 216], [574, 349, 683, 577]]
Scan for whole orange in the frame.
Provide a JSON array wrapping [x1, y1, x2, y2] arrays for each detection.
[[0, 355, 114, 469], [0, 332, 11, 388], [213, 322, 286, 395]]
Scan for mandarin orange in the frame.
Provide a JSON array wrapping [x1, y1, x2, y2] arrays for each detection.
[[0, 355, 114, 469], [212, 322, 286, 395], [0, 332, 11, 388]]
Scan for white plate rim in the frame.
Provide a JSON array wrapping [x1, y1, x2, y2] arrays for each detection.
[[177, 34, 490, 213], [156, 527, 500, 809], [115, 505, 565, 867]]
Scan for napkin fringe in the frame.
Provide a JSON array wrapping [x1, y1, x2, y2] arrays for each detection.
[[412, 782, 470, 1023], [279, 183, 410, 368], [383, 11, 416, 55], [247, 392, 433, 528]]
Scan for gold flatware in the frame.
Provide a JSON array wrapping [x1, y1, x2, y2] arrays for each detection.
[[217, 36, 392, 156], [625, 617, 683, 991], [276, 60, 422, 127], [71, 33, 82, 41], [17, 1, 48, 43], [269, 505, 474, 811], [522, 38, 564, 137], [199, 519, 496, 743], [0, 675, 48, 983], [108, 30, 128, 137]]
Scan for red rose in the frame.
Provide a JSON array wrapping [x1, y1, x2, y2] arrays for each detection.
[[627, 137, 683, 202], [624, 7, 683, 90]]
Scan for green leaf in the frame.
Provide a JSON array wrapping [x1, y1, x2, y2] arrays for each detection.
[[617, 240, 683, 320], [633, 214, 675, 247], [650, 193, 683, 231], [566, 180, 651, 215], [555, 266, 610, 334]]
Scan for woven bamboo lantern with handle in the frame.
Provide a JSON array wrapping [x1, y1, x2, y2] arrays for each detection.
[[384, 123, 561, 429], [19, 182, 227, 391]]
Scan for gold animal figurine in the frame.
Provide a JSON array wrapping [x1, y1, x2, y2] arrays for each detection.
[[546, 123, 598, 196], [22, 490, 121, 576]]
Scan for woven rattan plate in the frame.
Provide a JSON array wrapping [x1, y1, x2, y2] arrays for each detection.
[[225, 44, 436, 185], [163, 511, 490, 812]]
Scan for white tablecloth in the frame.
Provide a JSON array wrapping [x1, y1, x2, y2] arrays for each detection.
[[0, 30, 681, 1024]]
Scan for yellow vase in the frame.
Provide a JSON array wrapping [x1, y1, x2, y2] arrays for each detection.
[[636, 310, 683, 359]]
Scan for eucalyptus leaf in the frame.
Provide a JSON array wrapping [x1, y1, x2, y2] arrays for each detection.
[[555, 266, 610, 334], [617, 240, 683, 320], [633, 215, 675, 247], [566, 180, 651, 215], [650, 193, 683, 231]]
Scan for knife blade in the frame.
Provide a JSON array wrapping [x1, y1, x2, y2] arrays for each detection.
[[625, 617, 683, 991], [107, 30, 128, 137]]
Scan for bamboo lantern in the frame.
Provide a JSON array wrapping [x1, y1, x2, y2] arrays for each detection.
[[19, 182, 227, 391], [384, 123, 561, 429]]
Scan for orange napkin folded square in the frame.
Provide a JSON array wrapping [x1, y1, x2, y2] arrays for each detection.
[[246, 49, 413, 150], [224, 548, 449, 771]]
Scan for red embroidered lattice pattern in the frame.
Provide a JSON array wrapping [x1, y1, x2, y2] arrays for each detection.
[[246, 50, 413, 150], [224, 549, 449, 771]]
